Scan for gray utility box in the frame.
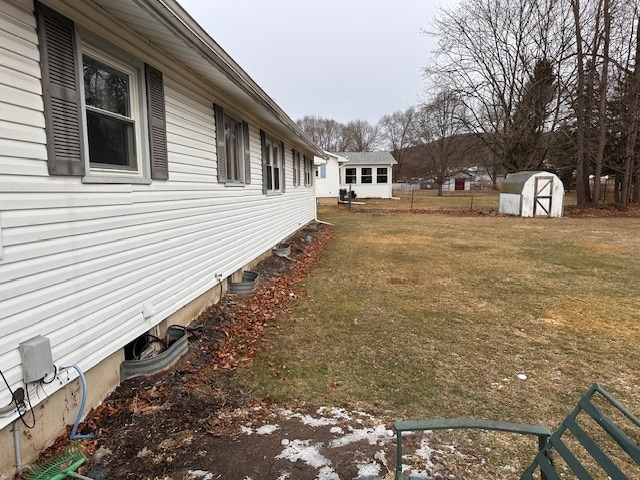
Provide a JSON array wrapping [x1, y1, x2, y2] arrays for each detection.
[[19, 336, 54, 383]]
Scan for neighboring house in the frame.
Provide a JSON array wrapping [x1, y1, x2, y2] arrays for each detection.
[[442, 172, 473, 192], [0, 0, 323, 471], [314, 151, 348, 204], [336, 151, 396, 199]]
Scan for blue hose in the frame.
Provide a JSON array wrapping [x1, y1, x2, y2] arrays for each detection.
[[67, 365, 94, 440]]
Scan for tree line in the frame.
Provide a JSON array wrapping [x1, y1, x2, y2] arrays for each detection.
[[298, 0, 639, 206]]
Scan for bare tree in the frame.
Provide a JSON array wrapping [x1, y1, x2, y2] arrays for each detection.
[[296, 115, 344, 152], [426, 0, 568, 175], [415, 91, 467, 196], [379, 107, 417, 181], [341, 119, 381, 152]]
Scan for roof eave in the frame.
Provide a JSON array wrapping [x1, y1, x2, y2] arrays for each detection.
[[133, 0, 324, 157]]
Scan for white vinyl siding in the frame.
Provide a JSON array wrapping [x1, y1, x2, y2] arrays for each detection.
[[314, 155, 342, 199], [0, 0, 316, 428]]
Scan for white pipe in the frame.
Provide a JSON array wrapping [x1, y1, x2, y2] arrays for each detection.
[[314, 219, 333, 226]]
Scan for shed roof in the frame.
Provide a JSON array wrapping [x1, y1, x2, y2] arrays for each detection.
[[334, 151, 397, 165], [501, 171, 548, 194]]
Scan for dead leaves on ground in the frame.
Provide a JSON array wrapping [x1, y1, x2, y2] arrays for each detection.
[[192, 226, 333, 377]]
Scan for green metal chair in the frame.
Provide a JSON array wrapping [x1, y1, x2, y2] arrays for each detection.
[[394, 384, 640, 480]]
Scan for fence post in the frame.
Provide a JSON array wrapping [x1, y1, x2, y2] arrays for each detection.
[[411, 187, 415, 212]]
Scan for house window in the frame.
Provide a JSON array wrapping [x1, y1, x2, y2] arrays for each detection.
[[345, 167, 357, 184], [36, 3, 168, 182], [83, 54, 139, 172], [361, 167, 372, 183], [214, 104, 251, 184], [292, 149, 301, 186], [377, 167, 388, 183], [318, 164, 327, 179], [262, 133, 284, 193], [304, 156, 312, 186], [224, 114, 244, 182]]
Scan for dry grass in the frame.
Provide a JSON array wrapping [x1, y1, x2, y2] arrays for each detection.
[[238, 203, 640, 475]]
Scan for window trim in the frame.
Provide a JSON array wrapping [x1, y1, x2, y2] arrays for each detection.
[[77, 29, 151, 184]]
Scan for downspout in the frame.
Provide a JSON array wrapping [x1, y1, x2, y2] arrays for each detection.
[[12, 421, 21, 470], [1, 387, 25, 471]]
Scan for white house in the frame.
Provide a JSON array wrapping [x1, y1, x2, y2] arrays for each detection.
[[0, 0, 323, 472], [499, 171, 565, 217], [336, 151, 396, 199], [314, 151, 348, 204]]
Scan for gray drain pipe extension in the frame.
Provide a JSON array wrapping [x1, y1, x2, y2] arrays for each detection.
[[12, 421, 21, 470], [67, 365, 94, 440]]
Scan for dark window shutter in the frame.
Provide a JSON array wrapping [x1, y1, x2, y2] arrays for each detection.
[[280, 141, 286, 193], [213, 103, 226, 183], [145, 64, 168, 180], [35, 2, 85, 176], [260, 129, 268, 194], [242, 121, 251, 184], [292, 148, 296, 186]]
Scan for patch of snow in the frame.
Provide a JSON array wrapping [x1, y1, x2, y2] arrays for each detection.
[[276, 472, 291, 480], [276, 439, 332, 469], [399, 465, 430, 479], [240, 426, 254, 435], [329, 424, 394, 448], [187, 471, 214, 480], [316, 465, 340, 480], [355, 461, 381, 477], [256, 424, 279, 435], [518, 373, 528, 381], [282, 411, 337, 427], [329, 426, 344, 435]]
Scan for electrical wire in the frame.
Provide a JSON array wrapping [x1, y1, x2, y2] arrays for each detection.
[[0, 368, 35, 429], [40, 364, 58, 384]]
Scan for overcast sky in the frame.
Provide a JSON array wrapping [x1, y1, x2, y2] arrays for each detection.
[[177, 0, 459, 124]]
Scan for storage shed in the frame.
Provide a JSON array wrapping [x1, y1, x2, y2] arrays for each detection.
[[499, 171, 564, 217]]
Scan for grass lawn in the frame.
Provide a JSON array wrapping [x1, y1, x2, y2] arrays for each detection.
[[238, 201, 640, 473]]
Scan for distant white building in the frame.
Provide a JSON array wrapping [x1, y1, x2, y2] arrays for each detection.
[[336, 152, 397, 199], [442, 172, 473, 191], [314, 152, 349, 204]]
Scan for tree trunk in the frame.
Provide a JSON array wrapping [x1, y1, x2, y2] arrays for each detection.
[[572, 0, 588, 206], [621, 15, 640, 205], [592, 0, 610, 205], [437, 182, 444, 196]]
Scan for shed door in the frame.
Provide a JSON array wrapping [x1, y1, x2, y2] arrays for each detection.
[[533, 176, 554, 216], [455, 178, 465, 190]]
